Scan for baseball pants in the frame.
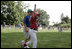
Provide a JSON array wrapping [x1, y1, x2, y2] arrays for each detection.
[[26, 28, 38, 48]]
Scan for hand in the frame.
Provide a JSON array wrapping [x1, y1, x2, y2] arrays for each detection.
[[25, 28, 28, 32], [24, 24, 28, 32], [26, 29, 28, 32]]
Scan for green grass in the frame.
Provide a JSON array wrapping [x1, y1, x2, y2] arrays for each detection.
[[1, 27, 71, 48], [37, 32, 71, 48]]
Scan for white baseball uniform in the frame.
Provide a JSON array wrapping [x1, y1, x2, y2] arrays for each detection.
[[23, 27, 30, 39], [26, 28, 38, 48]]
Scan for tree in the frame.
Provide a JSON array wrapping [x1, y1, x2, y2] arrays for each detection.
[[54, 13, 71, 28], [61, 15, 70, 24], [53, 13, 71, 28], [1, 1, 16, 24], [60, 13, 70, 24], [1, 1, 29, 25], [38, 9, 50, 27], [61, 13, 64, 22]]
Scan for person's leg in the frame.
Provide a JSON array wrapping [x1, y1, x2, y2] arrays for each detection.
[[31, 30, 37, 48], [27, 29, 37, 48], [26, 40, 32, 45], [32, 33, 37, 48], [26, 28, 32, 46], [23, 27, 29, 43], [24, 32, 30, 43]]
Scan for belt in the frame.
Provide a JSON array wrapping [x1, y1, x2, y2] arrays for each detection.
[[30, 28, 37, 31]]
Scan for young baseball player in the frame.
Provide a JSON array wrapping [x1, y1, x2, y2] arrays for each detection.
[[26, 4, 40, 48], [23, 9, 33, 45]]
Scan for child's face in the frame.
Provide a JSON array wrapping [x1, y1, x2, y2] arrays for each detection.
[[28, 12, 33, 16]]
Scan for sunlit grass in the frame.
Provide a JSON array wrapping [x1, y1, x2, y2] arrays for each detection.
[[1, 27, 71, 48]]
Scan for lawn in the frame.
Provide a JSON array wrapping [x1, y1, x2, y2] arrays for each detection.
[[1, 27, 71, 48]]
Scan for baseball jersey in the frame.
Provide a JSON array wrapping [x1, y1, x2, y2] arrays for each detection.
[[30, 16, 38, 30], [24, 15, 31, 27]]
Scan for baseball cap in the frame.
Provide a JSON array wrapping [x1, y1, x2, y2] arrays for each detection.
[[27, 9, 33, 13]]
